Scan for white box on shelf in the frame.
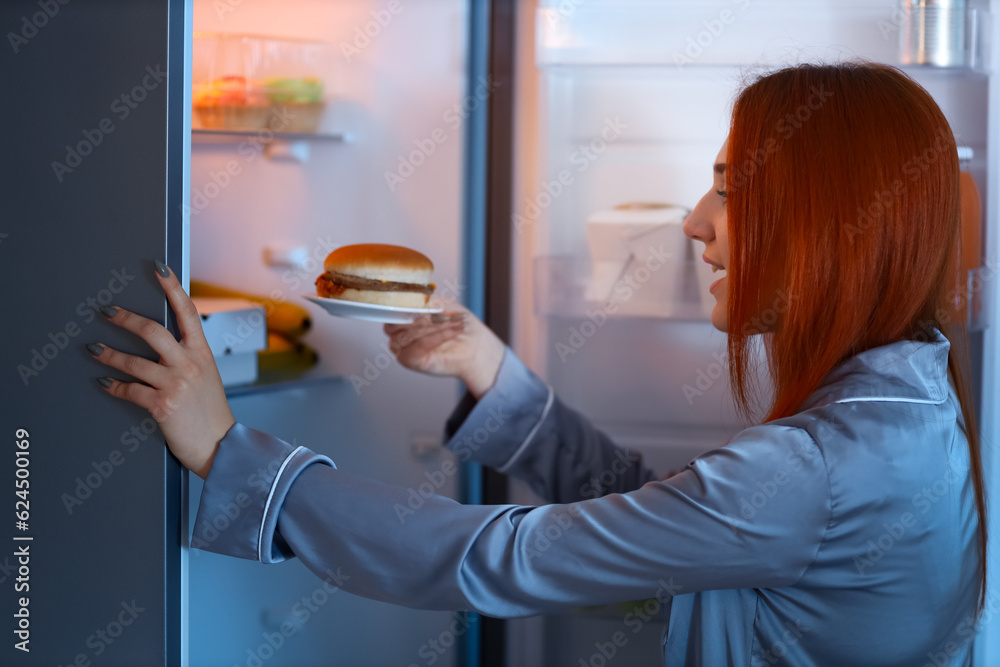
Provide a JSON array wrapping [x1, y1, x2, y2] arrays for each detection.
[[585, 203, 689, 264], [191, 297, 267, 387], [627, 224, 716, 319], [579, 203, 713, 318]]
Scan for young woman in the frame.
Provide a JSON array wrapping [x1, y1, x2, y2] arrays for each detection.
[[89, 61, 986, 665]]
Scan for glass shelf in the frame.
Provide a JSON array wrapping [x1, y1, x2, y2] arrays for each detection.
[[191, 128, 349, 161], [191, 128, 349, 142], [536, 4, 991, 75], [533, 256, 989, 328], [224, 372, 344, 399]]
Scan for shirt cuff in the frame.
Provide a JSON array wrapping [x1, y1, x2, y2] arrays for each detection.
[[191, 422, 335, 564], [442, 347, 554, 471]]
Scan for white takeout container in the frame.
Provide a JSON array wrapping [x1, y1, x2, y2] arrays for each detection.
[[584, 203, 715, 317], [585, 202, 690, 264]]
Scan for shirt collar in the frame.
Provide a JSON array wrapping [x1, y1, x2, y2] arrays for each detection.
[[798, 326, 952, 410]]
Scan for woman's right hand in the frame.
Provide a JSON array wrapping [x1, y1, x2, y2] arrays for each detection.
[[384, 306, 505, 400]]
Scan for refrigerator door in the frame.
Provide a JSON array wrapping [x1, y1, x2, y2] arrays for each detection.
[[0, 0, 189, 665]]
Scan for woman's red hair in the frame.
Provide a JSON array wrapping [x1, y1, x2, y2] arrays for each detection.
[[725, 62, 986, 614]]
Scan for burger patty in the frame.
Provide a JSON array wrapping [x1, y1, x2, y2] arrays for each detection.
[[316, 271, 435, 296]]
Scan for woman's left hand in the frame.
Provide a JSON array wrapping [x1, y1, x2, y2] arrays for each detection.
[[88, 260, 235, 479]]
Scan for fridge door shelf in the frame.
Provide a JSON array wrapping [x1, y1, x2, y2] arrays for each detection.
[[964, 264, 991, 332], [536, 4, 992, 75], [534, 255, 715, 321]]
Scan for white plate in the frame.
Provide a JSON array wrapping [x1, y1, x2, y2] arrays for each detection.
[[302, 295, 443, 324]]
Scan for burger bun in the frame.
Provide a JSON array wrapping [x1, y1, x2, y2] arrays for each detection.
[[316, 244, 435, 309]]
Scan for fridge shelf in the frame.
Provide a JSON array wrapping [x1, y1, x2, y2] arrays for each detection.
[[224, 372, 345, 399], [192, 128, 348, 142], [536, 3, 992, 74], [191, 128, 349, 162], [533, 257, 991, 328], [534, 255, 714, 321]]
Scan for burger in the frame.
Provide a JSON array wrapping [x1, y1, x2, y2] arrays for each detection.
[[315, 243, 436, 308]]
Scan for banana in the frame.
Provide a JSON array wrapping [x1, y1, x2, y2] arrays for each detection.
[[191, 280, 312, 338], [264, 331, 297, 353]]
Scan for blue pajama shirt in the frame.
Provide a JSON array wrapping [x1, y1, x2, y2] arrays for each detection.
[[193, 327, 979, 665]]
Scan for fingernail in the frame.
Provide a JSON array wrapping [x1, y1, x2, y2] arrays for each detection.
[[97, 377, 113, 388], [100, 306, 118, 318], [154, 259, 171, 278], [86, 343, 104, 356]]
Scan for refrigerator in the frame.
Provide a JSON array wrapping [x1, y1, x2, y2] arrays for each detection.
[[2, 0, 999, 666]]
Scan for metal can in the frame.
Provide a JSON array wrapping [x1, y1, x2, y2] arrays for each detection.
[[899, 0, 967, 67]]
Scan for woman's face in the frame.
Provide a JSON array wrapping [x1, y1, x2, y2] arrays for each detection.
[[684, 141, 730, 332]]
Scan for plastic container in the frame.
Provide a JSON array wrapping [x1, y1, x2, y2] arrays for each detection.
[[193, 33, 328, 132]]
